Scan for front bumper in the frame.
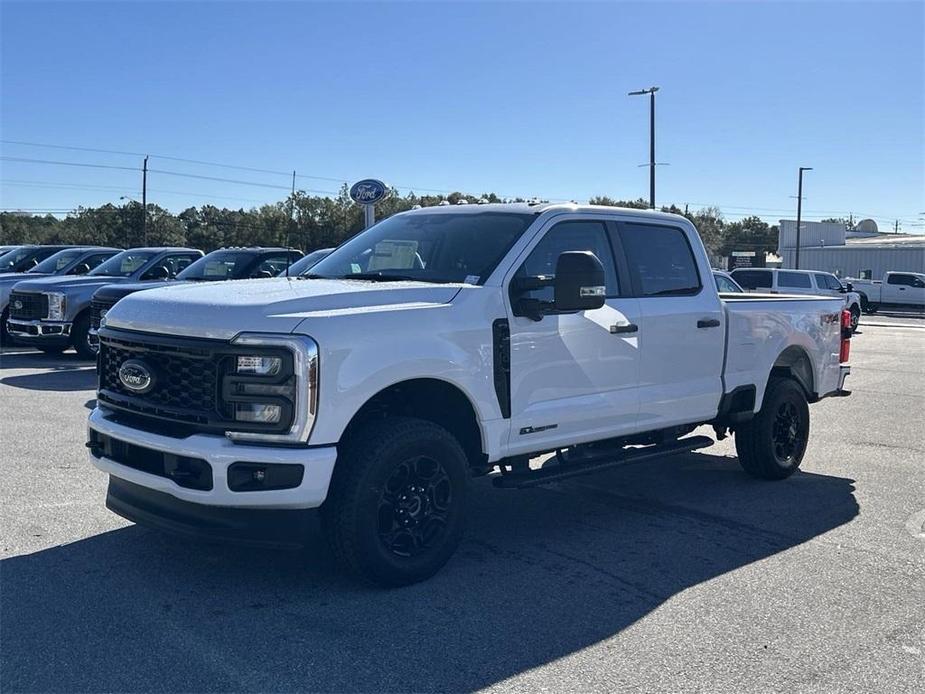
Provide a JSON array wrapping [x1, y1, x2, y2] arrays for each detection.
[[7, 319, 72, 343], [87, 406, 337, 510]]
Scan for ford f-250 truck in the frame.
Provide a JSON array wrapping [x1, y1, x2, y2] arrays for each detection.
[[8, 247, 202, 357], [846, 271, 925, 313], [87, 204, 852, 586], [1, 246, 119, 345]]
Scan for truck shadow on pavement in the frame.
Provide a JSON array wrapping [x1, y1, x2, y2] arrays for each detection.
[[1, 453, 859, 693], [0, 350, 96, 391]]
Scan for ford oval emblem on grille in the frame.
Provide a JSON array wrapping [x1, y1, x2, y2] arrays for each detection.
[[13, 300, 22, 310], [118, 359, 154, 394]]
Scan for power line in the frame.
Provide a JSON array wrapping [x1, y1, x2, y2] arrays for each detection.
[[0, 156, 139, 172]]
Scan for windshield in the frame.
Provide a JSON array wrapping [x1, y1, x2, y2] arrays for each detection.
[[307, 212, 536, 284], [89, 250, 157, 277], [177, 251, 262, 281], [0, 247, 50, 273], [29, 249, 85, 274], [286, 248, 333, 276]]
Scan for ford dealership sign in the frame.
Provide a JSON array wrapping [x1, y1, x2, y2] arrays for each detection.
[[350, 179, 389, 206]]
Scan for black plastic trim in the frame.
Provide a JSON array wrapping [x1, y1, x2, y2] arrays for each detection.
[[492, 318, 511, 419]]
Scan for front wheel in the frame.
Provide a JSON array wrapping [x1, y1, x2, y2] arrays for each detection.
[[321, 417, 469, 587], [71, 313, 97, 359], [735, 378, 810, 480]]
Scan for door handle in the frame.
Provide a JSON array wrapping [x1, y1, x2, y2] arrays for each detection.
[[610, 323, 638, 334], [697, 318, 721, 328], [899, 287, 906, 291]]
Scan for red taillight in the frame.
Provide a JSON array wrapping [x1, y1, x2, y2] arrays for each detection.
[[839, 309, 851, 363]]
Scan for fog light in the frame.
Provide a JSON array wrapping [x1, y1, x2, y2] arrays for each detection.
[[236, 355, 282, 376], [234, 403, 282, 423]]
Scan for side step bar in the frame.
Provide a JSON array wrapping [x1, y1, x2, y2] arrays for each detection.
[[492, 435, 714, 489]]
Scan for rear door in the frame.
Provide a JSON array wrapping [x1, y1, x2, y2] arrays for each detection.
[[617, 220, 725, 429], [505, 215, 642, 455]]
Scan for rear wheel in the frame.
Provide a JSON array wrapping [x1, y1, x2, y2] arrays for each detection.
[[850, 306, 860, 332], [321, 417, 469, 587], [72, 313, 96, 359], [735, 378, 810, 480]]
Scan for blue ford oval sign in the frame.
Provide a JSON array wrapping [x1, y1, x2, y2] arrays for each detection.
[[350, 179, 389, 205]]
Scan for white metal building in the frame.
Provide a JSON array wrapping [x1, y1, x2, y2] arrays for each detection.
[[778, 219, 925, 279]]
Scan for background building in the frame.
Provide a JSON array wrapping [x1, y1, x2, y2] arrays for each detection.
[[778, 219, 925, 279]]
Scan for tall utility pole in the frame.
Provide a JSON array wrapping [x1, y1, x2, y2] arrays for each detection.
[[141, 155, 148, 245], [794, 166, 812, 269], [628, 86, 659, 208]]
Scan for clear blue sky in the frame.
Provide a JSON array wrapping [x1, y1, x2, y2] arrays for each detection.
[[1, 1, 923, 230]]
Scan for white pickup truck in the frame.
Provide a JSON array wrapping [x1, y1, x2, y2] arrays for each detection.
[[87, 204, 852, 585], [846, 271, 925, 313]]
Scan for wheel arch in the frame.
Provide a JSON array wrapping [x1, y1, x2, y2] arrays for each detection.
[[769, 345, 815, 400], [339, 377, 487, 470]]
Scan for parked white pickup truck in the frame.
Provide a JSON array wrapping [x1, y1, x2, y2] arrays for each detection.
[[846, 271, 925, 313], [87, 204, 852, 585]]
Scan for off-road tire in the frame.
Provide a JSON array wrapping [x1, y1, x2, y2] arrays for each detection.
[[72, 313, 96, 359], [321, 416, 469, 587], [735, 377, 810, 480]]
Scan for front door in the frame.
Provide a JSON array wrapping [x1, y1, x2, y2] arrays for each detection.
[[883, 274, 925, 305], [505, 217, 641, 456]]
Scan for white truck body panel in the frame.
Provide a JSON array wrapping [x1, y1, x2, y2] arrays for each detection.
[[89, 204, 849, 511], [848, 272, 925, 307]]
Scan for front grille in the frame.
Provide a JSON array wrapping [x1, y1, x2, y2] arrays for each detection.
[[90, 299, 115, 330], [9, 292, 48, 320], [96, 328, 295, 435]]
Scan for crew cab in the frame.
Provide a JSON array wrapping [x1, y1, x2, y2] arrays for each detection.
[[732, 267, 863, 331], [87, 204, 852, 586], [845, 272, 925, 313], [1, 246, 119, 344], [88, 247, 302, 345], [8, 247, 202, 357]]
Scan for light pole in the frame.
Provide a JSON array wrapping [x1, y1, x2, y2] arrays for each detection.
[[628, 86, 659, 208], [795, 166, 812, 269]]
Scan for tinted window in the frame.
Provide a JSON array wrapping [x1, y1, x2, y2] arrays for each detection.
[[777, 271, 812, 288], [253, 253, 295, 277], [179, 251, 262, 281], [309, 212, 536, 284], [714, 274, 742, 293], [887, 274, 913, 286], [620, 223, 700, 296], [90, 251, 157, 277], [731, 269, 772, 289], [0, 246, 62, 272], [82, 253, 116, 271], [515, 220, 619, 302], [143, 253, 198, 280], [29, 249, 84, 274], [814, 273, 841, 291]]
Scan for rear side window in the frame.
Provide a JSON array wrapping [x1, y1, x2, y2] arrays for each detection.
[[731, 269, 772, 289], [619, 223, 700, 296], [777, 271, 812, 288], [814, 273, 842, 291], [887, 274, 914, 286]]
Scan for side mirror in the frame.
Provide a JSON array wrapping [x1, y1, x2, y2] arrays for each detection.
[[845, 282, 854, 292], [553, 251, 606, 312], [145, 265, 170, 280], [72, 262, 92, 275]]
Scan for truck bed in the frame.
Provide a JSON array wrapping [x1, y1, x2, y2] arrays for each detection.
[[721, 293, 845, 408]]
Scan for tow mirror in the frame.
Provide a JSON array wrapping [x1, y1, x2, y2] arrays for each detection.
[[553, 251, 606, 312], [845, 282, 854, 292]]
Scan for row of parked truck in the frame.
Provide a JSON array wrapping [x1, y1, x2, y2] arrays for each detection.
[[0, 244, 333, 356]]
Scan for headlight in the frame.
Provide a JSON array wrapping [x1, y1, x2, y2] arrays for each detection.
[[236, 355, 282, 376], [46, 292, 66, 320], [225, 334, 318, 444]]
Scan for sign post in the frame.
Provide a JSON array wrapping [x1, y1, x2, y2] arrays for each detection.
[[349, 179, 389, 229]]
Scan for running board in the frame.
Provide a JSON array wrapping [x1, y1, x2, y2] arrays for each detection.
[[492, 435, 714, 489]]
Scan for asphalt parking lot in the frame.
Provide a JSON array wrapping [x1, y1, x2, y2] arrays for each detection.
[[1, 313, 923, 693]]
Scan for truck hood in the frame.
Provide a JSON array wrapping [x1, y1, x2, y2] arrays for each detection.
[[104, 277, 463, 340], [93, 279, 177, 303], [10, 274, 135, 293]]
